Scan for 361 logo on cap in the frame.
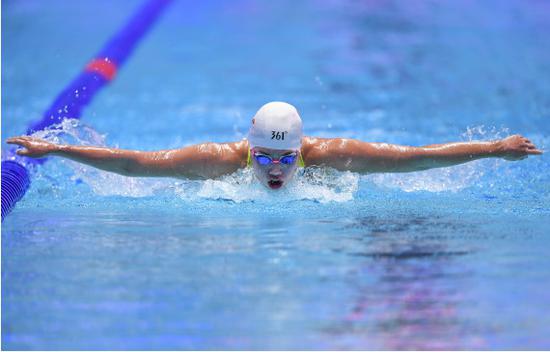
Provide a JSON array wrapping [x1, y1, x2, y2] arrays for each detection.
[[271, 131, 287, 140]]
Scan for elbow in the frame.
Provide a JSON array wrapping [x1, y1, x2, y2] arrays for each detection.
[[113, 163, 133, 176], [118, 159, 144, 176], [118, 166, 133, 177]]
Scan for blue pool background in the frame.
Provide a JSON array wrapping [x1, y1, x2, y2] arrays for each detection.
[[2, 0, 550, 349]]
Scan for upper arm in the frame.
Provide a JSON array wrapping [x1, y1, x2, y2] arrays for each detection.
[[131, 140, 248, 179], [301, 137, 420, 173]]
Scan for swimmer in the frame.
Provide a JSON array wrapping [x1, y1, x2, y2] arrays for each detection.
[[7, 101, 543, 190]]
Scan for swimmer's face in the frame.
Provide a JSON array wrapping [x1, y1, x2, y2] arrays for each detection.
[[251, 147, 300, 190]]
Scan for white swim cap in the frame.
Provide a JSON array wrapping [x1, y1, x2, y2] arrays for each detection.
[[248, 102, 303, 150]]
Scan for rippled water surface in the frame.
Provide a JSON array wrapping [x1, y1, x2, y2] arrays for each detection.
[[2, 0, 550, 349]]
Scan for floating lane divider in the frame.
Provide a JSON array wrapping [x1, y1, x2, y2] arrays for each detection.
[[1, 0, 172, 221]]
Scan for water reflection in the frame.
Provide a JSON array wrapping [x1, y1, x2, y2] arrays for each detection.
[[311, 1, 493, 346], [324, 214, 484, 350]]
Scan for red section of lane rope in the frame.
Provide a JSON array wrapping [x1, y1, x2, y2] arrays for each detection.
[[85, 58, 117, 80]]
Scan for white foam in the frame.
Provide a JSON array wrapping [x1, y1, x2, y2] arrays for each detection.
[[175, 167, 359, 204]]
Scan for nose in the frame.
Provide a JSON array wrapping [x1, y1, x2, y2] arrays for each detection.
[[268, 165, 283, 177]]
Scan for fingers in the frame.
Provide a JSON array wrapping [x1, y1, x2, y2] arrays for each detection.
[[6, 138, 29, 149], [7, 136, 46, 158], [524, 140, 543, 154], [7, 135, 31, 141], [516, 137, 543, 155], [6, 137, 25, 144], [6, 136, 35, 145]]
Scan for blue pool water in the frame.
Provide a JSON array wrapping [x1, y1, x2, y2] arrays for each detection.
[[2, 0, 550, 349]]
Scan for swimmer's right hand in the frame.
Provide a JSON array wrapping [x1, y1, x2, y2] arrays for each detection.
[[6, 136, 58, 158]]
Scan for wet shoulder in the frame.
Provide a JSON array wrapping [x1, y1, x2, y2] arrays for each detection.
[[301, 137, 355, 166], [301, 136, 335, 166], [194, 140, 249, 168], [230, 139, 250, 168]]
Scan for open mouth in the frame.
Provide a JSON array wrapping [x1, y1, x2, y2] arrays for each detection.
[[268, 180, 283, 189]]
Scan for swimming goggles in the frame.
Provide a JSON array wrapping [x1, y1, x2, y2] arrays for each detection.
[[253, 152, 298, 165]]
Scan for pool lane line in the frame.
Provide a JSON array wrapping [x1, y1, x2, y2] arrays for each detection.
[[1, 0, 173, 221]]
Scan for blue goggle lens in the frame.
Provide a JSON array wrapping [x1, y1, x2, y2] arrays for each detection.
[[255, 155, 272, 165], [280, 155, 297, 164]]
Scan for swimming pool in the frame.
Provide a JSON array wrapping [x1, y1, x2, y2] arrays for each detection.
[[2, 0, 550, 349]]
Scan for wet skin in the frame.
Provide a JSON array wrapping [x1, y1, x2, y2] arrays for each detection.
[[250, 147, 300, 190]]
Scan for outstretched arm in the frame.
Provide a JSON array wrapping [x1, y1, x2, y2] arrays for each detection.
[[301, 135, 543, 173], [6, 136, 248, 179]]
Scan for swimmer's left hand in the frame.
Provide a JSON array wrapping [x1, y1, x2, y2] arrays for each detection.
[[497, 135, 543, 161]]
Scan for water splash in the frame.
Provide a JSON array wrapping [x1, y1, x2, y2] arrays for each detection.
[[176, 167, 359, 203], [31, 119, 173, 197]]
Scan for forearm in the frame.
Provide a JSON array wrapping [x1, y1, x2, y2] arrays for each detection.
[[52, 145, 171, 177], [408, 140, 502, 171], [303, 137, 504, 173], [351, 141, 501, 173]]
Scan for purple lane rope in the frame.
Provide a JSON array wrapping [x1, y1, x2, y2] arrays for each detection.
[[2, 0, 172, 221]]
